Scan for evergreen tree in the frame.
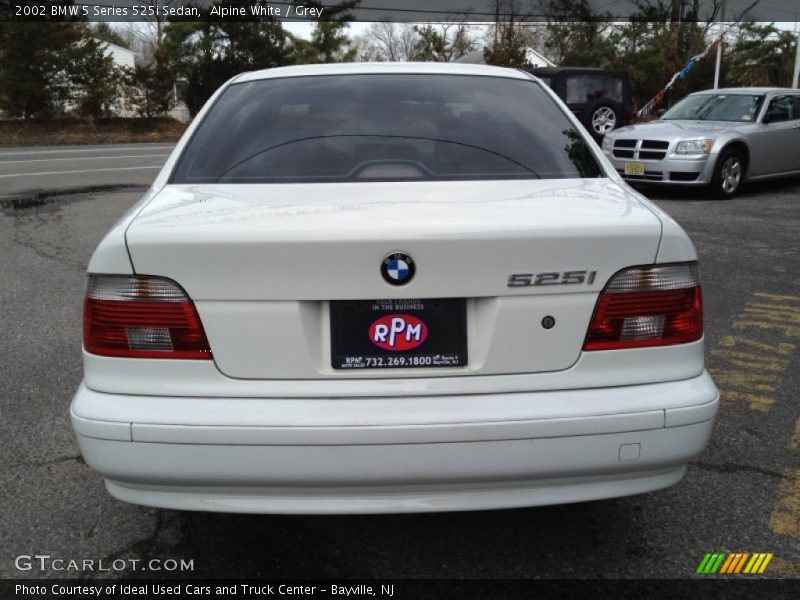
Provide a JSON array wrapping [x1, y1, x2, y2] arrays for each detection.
[[543, 0, 617, 68], [301, 1, 359, 63], [92, 22, 128, 48], [483, 0, 530, 67], [165, 1, 294, 116], [126, 43, 177, 118], [0, 23, 84, 117], [66, 35, 122, 118]]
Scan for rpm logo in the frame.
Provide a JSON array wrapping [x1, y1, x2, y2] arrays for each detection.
[[369, 314, 428, 351]]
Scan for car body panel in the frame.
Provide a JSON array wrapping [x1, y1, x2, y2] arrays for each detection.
[[72, 373, 718, 513], [123, 179, 662, 378]]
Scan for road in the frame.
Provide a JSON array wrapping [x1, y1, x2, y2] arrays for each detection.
[[0, 143, 174, 198], [0, 148, 798, 582]]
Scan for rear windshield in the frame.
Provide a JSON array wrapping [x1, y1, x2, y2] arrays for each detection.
[[172, 74, 602, 183]]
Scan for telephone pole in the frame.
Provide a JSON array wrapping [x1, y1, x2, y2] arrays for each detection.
[[793, 22, 800, 88], [670, 0, 682, 74], [713, 0, 726, 89]]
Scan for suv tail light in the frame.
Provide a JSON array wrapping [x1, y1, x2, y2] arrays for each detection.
[[583, 263, 702, 351], [83, 275, 212, 359]]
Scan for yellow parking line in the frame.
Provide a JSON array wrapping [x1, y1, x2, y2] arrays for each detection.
[[769, 468, 800, 540], [770, 557, 800, 576], [710, 351, 787, 371], [708, 385, 774, 412], [791, 419, 800, 451], [731, 320, 799, 337], [746, 302, 800, 315], [718, 336, 794, 355], [753, 292, 800, 303]]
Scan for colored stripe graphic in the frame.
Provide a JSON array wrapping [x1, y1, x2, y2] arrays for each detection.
[[734, 553, 750, 573], [697, 553, 726, 574], [698, 552, 773, 574], [719, 553, 737, 574]]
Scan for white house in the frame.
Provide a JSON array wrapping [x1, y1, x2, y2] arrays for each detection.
[[525, 47, 556, 68], [98, 39, 190, 122], [455, 46, 556, 68], [99, 40, 137, 70]]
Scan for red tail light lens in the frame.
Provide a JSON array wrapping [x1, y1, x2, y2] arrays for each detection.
[[583, 263, 702, 351], [83, 275, 212, 359]]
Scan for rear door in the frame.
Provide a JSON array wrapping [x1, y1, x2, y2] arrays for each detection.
[[760, 94, 800, 174]]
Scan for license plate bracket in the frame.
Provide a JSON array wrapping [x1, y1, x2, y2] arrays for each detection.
[[330, 298, 467, 370]]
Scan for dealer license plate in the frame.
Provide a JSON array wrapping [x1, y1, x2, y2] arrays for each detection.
[[330, 298, 467, 369]]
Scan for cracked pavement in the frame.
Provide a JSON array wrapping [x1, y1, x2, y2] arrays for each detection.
[[1, 178, 798, 580]]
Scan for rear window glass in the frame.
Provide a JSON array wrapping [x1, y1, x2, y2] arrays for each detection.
[[172, 74, 602, 184], [566, 75, 624, 104]]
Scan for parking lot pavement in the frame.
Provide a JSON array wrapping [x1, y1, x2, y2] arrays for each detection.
[[1, 178, 798, 581], [0, 143, 174, 198]]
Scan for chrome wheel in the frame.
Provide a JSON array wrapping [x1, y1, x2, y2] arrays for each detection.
[[720, 156, 742, 194], [591, 106, 617, 134]]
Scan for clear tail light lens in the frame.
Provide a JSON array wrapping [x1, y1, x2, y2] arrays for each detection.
[[583, 262, 702, 351], [83, 275, 212, 359]]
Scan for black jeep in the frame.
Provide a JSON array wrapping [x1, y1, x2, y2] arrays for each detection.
[[529, 67, 633, 140]]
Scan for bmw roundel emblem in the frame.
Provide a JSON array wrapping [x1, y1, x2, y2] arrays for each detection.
[[381, 252, 415, 286]]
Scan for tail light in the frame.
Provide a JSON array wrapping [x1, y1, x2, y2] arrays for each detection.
[[583, 263, 702, 351], [83, 275, 212, 359]]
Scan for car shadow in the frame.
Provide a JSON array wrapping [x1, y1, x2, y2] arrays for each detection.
[[631, 175, 800, 202], [136, 496, 661, 579]]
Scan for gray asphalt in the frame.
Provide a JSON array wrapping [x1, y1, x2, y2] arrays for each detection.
[[0, 165, 798, 581], [0, 143, 174, 198]]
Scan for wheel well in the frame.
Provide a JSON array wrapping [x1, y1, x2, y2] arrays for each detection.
[[723, 141, 749, 176]]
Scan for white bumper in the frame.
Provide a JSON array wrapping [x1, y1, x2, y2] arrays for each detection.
[[71, 371, 719, 513]]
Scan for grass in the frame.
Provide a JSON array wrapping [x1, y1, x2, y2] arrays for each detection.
[[0, 117, 188, 147]]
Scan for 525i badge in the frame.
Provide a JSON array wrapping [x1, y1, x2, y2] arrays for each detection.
[[507, 270, 598, 287]]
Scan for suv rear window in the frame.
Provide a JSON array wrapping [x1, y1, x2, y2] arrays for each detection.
[[172, 74, 602, 184], [566, 74, 624, 105]]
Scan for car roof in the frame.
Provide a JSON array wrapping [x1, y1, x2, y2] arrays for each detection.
[[530, 67, 628, 77], [691, 87, 799, 95], [234, 62, 533, 84]]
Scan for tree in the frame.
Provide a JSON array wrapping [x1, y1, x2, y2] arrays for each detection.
[[412, 23, 476, 62], [126, 43, 177, 118], [727, 22, 798, 88], [353, 22, 417, 62], [295, 0, 359, 63], [604, 1, 722, 108], [92, 23, 128, 48], [483, 0, 537, 67], [66, 35, 123, 118], [0, 22, 84, 117], [542, 0, 617, 67], [165, 1, 294, 116]]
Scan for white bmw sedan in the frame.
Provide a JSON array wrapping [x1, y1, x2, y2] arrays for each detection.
[[71, 63, 719, 514]]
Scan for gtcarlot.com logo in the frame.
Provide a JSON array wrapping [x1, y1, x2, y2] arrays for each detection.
[[14, 554, 194, 572], [696, 552, 773, 575]]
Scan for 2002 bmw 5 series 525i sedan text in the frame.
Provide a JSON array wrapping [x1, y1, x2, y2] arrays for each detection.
[[71, 63, 719, 514]]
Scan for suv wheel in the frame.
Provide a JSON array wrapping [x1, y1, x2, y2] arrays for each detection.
[[711, 148, 744, 199], [583, 99, 622, 140]]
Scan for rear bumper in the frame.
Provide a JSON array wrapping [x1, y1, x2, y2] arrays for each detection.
[[71, 371, 719, 513]]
